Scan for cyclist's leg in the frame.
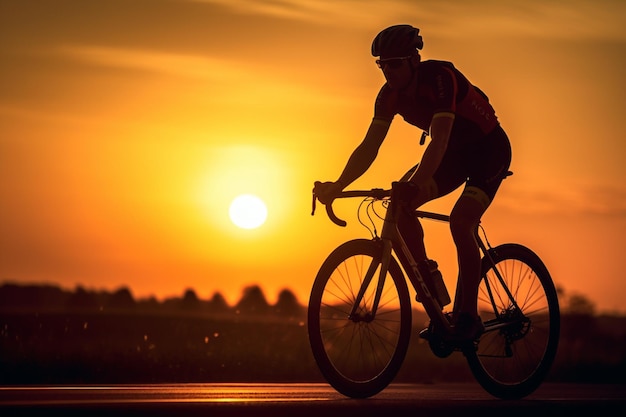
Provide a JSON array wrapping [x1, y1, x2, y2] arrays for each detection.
[[393, 164, 448, 263], [450, 126, 512, 325], [393, 165, 429, 261], [449, 188, 490, 320], [394, 156, 465, 276]]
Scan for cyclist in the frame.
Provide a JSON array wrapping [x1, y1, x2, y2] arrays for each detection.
[[314, 24, 512, 341]]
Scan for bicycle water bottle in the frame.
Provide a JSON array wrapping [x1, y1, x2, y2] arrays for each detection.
[[426, 260, 451, 307]]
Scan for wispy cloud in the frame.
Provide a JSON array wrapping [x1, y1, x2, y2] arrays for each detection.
[[52, 44, 359, 111], [189, 0, 416, 28], [498, 180, 626, 217], [56, 45, 249, 81], [437, 1, 626, 41], [191, 0, 626, 41]]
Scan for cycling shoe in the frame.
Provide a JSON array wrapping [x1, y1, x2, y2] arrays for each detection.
[[449, 313, 484, 342]]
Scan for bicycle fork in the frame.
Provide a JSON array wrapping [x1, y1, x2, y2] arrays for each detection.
[[348, 238, 392, 322]]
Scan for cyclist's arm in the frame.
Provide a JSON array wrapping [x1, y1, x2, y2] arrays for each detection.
[[409, 112, 454, 184], [336, 118, 390, 188]]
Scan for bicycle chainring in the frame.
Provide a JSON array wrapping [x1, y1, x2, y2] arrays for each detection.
[[427, 321, 455, 358]]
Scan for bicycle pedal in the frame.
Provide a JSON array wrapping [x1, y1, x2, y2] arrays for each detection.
[[418, 328, 430, 340]]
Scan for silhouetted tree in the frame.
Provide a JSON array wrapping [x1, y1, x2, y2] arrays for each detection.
[[0, 283, 68, 312], [137, 295, 160, 312], [236, 285, 269, 315], [65, 286, 99, 312], [274, 288, 303, 317], [107, 287, 136, 311], [208, 291, 230, 314], [567, 293, 596, 316], [181, 288, 200, 311], [561, 291, 598, 338]]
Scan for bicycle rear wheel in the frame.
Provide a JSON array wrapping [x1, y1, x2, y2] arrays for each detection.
[[308, 239, 412, 398], [465, 243, 560, 399]]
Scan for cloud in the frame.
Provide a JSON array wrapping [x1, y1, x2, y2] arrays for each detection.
[[56, 45, 248, 81], [188, 0, 416, 28], [498, 180, 626, 217], [191, 0, 329, 22], [191, 0, 626, 41]]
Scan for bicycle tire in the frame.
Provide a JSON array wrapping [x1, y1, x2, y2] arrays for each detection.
[[307, 239, 412, 398], [465, 243, 560, 399]]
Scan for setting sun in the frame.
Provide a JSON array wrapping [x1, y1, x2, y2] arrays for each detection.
[[229, 194, 268, 229]]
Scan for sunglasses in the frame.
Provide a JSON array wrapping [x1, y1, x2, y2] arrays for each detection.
[[376, 56, 412, 69]]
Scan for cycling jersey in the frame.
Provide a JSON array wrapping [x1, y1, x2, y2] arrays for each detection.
[[374, 60, 499, 150], [373, 59, 511, 206]]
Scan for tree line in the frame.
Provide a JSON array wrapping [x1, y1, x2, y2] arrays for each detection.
[[0, 283, 304, 317]]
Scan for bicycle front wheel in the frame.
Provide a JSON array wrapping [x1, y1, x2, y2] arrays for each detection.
[[465, 243, 560, 399], [307, 239, 412, 398]]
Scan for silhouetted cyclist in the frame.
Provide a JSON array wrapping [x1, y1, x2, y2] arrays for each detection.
[[315, 24, 512, 341]]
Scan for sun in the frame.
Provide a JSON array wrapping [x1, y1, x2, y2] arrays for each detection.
[[229, 194, 268, 229]]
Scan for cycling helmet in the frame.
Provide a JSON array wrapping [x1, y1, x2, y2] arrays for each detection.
[[371, 25, 423, 58]]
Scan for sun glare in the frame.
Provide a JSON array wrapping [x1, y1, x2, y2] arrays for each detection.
[[229, 194, 268, 229]]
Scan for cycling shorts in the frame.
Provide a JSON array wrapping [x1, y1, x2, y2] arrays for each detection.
[[402, 125, 512, 206]]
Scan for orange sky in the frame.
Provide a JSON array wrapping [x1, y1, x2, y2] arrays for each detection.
[[1, 0, 625, 313]]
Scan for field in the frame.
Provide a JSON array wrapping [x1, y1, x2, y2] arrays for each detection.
[[2, 309, 626, 385]]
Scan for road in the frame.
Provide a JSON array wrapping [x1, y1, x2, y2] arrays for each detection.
[[1, 382, 624, 417]]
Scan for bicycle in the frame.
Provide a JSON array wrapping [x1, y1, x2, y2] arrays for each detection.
[[308, 177, 560, 400]]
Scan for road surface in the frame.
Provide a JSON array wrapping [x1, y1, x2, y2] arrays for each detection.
[[1, 382, 624, 416]]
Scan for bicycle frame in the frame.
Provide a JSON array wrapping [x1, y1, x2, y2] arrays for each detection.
[[315, 188, 521, 339]]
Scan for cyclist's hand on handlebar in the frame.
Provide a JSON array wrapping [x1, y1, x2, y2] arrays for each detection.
[[313, 181, 343, 205]]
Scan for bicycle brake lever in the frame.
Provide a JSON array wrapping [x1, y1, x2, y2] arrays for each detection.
[[312, 181, 321, 216]]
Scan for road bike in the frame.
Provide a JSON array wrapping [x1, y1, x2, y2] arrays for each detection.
[[308, 179, 560, 399]]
